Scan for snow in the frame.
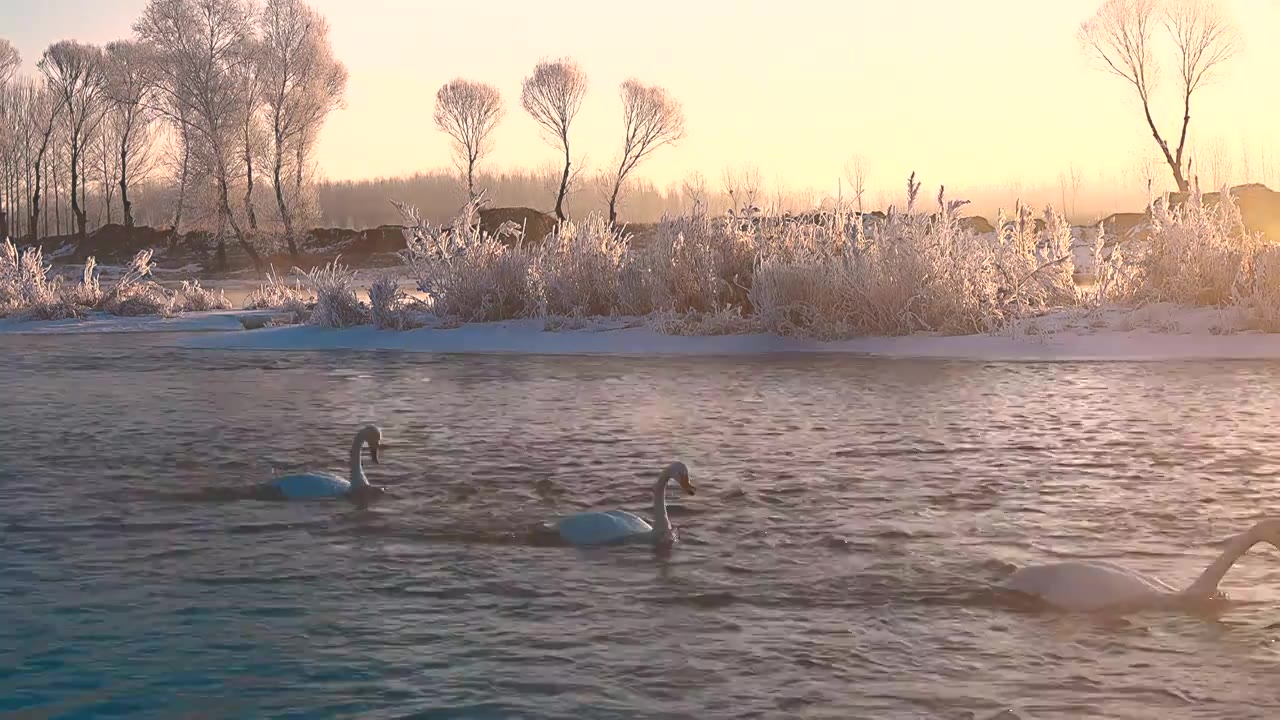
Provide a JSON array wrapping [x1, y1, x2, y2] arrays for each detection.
[[177, 305, 1280, 362], [5, 302, 1280, 362], [0, 309, 282, 335]]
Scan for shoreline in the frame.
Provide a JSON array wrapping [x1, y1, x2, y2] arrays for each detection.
[[3, 304, 1279, 362], [173, 319, 1280, 361]]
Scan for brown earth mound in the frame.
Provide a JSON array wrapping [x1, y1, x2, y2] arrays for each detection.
[[478, 207, 558, 244]]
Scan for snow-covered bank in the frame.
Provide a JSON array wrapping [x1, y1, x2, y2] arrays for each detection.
[[0, 309, 282, 335], [176, 308, 1280, 361]]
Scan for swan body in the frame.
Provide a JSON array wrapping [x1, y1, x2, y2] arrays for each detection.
[[549, 462, 695, 547], [1001, 518, 1280, 612], [259, 425, 389, 504], [555, 509, 657, 545]]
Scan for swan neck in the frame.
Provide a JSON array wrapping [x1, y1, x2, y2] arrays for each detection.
[[349, 435, 368, 487], [1183, 530, 1258, 599], [652, 476, 671, 531]]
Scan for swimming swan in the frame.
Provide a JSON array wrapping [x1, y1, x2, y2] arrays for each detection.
[[258, 425, 389, 504], [545, 462, 695, 547], [1000, 518, 1280, 612]]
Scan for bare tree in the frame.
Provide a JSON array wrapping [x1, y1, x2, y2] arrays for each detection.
[[136, 0, 263, 270], [1079, 0, 1239, 192], [101, 40, 155, 228], [231, 37, 266, 232], [259, 0, 347, 258], [682, 171, 708, 215], [722, 165, 761, 213], [22, 82, 61, 240], [843, 155, 868, 213], [39, 41, 108, 238], [0, 39, 18, 86], [432, 78, 503, 201], [603, 79, 684, 226], [520, 57, 588, 222]]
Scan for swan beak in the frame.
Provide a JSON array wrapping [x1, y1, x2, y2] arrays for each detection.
[[370, 444, 382, 464], [680, 477, 696, 496]]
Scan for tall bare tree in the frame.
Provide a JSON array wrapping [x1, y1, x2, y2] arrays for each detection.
[[603, 79, 684, 226], [433, 79, 503, 201], [0, 39, 19, 86], [39, 40, 107, 238], [520, 57, 588, 222], [259, 0, 347, 258], [136, 0, 262, 270], [843, 155, 868, 213], [24, 82, 61, 240], [102, 40, 154, 228], [1079, 0, 1239, 192], [231, 37, 266, 232]]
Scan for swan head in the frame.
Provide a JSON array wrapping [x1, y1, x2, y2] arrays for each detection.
[[357, 425, 388, 464], [662, 461, 695, 496]]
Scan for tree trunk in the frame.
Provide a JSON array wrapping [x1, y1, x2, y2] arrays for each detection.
[[32, 159, 43, 241], [71, 138, 87, 238], [120, 131, 133, 228], [467, 160, 475, 201], [608, 159, 628, 227], [243, 126, 258, 231], [217, 168, 262, 272], [554, 143, 570, 223], [1139, 96, 1188, 193], [272, 145, 297, 259], [173, 131, 190, 233]]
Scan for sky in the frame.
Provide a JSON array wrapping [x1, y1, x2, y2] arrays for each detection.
[[3, 0, 1279, 201]]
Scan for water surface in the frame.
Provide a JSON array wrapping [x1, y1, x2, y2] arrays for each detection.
[[3, 335, 1280, 719]]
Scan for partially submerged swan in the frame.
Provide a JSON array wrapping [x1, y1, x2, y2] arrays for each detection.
[[542, 462, 695, 548], [1001, 518, 1280, 612], [258, 425, 389, 504]]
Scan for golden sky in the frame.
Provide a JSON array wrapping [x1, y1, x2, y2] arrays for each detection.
[[5, 0, 1280, 201]]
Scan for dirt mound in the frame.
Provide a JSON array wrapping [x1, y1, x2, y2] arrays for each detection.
[[478, 207, 557, 244], [959, 215, 994, 234]]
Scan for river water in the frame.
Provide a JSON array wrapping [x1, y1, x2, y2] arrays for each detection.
[[3, 334, 1280, 719]]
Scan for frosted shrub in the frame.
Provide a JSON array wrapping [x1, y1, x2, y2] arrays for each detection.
[[0, 239, 58, 315], [1242, 245, 1280, 331], [178, 279, 233, 312], [750, 181, 1001, 337], [100, 250, 177, 317], [537, 215, 628, 317], [305, 258, 369, 328], [368, 273, 423, 330], [244, 266, 315, 318], [396, 194, 537, 322], [988, 201, 1078, 316], [1122, 185, 1261, 306], [67, 256, 104, 307], [623, 215, 757, 317]]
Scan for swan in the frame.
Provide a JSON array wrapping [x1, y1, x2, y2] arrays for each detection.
[[257, 425, 389, 504], [543, 461, 695, 548], [1000, 518, 1280, 613]]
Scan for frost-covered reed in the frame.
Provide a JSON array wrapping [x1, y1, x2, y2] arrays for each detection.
[[393, 177, 1087, 337]]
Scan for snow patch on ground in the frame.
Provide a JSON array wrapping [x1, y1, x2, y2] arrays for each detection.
[[176, 304, 1280, 361], [0, 309, 282, 335], [5, 301, 1279, 362]]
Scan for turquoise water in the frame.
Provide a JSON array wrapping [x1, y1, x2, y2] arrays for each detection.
[[4, 336, 1280, 718]]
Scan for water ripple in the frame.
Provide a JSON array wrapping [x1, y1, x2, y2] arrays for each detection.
[[2, 335, 1280, 718]]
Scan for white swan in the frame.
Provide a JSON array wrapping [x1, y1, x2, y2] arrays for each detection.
[[1000, 518, 1280, 612], [259, 425, 389, 504], [545, 462, 695, 547]]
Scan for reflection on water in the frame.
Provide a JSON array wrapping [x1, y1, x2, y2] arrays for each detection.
[[3, 335, 1280, 718]]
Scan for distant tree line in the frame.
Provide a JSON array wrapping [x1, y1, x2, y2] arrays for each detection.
[[0, 0, 347, 269], [0, 0, 1251, 258]]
